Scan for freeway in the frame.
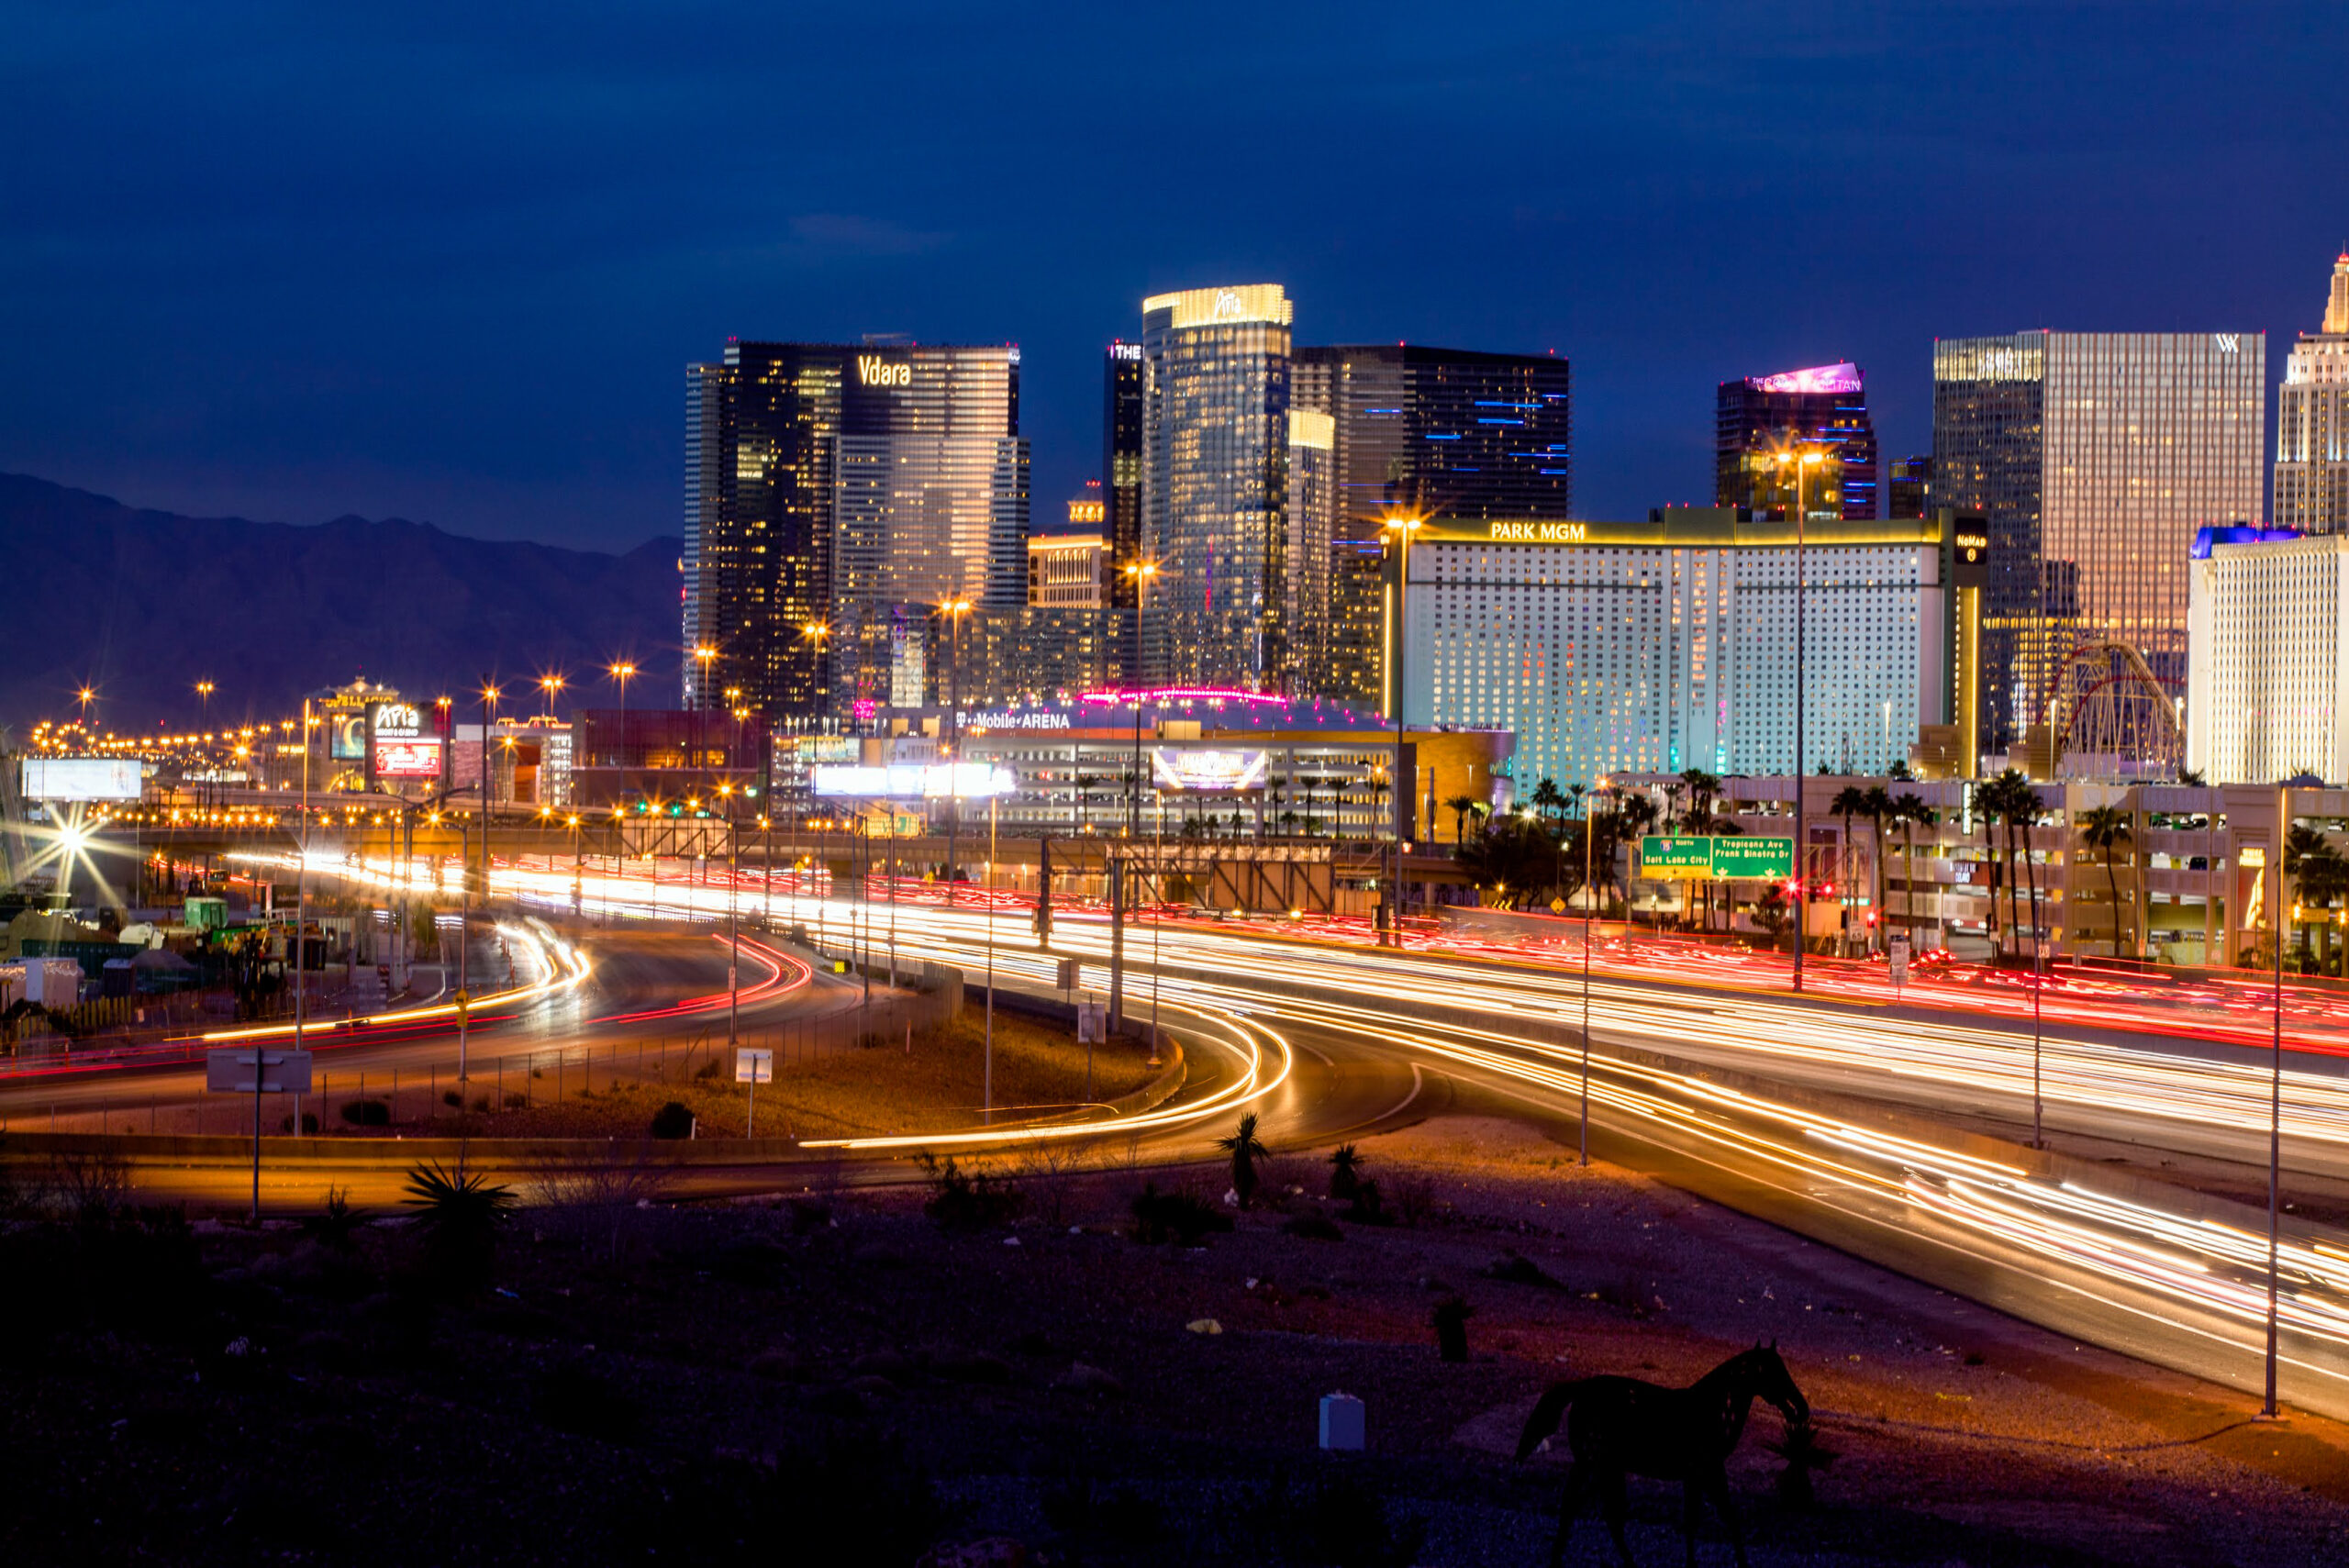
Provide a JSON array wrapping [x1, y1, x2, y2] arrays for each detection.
[[0, 919, 853, 1133], [429, 851, 2349, 1418], [450, 850, 2349, 1186], [35, 843, 2349, 1418]]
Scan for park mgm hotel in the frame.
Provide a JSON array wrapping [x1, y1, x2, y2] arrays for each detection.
[[1397, 506, 1969, 795]]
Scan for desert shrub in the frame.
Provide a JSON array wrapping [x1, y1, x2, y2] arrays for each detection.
[[41, 1150, 132, 1225], [1281, 1213, 1344, 1242], [1341, 1178, 1389, 1225], [649, 1101, 696, 1140], [692, 1054, 723, 1081], [278, 1111, 321, 1135], [401, 1161, 514, 1294], [301, 1185, 371, 1251], [473, 1095, 491, 1113], [442, 1089, 463, 1107], [1129, 1182, 1232, 1246], [1386, 1170, 1443, 1228], [503, 1091, 528, 1109], [1432, 1295, 1474, 1362], [340, 1098, 391, 1128], [921, 1154, 1027, 1231]]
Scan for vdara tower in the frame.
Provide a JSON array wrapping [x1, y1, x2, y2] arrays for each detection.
[[2276, 253, 2349, 534]]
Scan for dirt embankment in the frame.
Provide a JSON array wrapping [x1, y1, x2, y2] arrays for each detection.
[[4, 1114, 2346, 1566]]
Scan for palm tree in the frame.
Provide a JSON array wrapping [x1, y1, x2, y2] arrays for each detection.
[[1569, 781, 1587, 820], [1829, 784, 1869, 951], [1219, 1112, 1271, 1209], [2076, 804, 2135, 959], [1445, 794, 1477, 846], [1860, 784, 1896, 951], [2282, 822, 2332, 973], [1887, 791, 1936, 940], [1531, 777, 1566, 825], [1611, 793, 1660, 924], [2301, 842, 2349, 975], [1983, 771, 2045, 967]]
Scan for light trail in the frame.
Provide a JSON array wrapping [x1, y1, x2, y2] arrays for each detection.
[[384, 851, 2349, 1168], [195, 851, 594, 1044]]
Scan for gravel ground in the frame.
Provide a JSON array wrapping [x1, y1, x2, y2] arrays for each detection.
[[2, 1112, 2343, 1566]]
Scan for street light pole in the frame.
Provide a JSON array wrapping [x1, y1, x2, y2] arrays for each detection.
[[1122, 562, 1158, 837], [2267, 785, 2288, 1418], [1581, 780, 1604, 1166], [1776, 447, 1823, 994], [1379, 513, 1424, 948], [985, 795, 996, 1126], [941, 597, 972, 909]]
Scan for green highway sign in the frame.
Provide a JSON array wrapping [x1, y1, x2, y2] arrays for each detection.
[[1637, 836, 1715, 873], [1638, 835, 1794, 881]]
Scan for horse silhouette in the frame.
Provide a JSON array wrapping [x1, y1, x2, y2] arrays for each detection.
[[1514, 1341, 1808, 1568]]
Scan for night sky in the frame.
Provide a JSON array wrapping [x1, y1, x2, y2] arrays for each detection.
[[6, 2, 2343, 553]]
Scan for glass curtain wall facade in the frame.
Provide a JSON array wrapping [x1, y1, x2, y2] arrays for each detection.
[[1141, 285, 1294, 691], [1715, 362, 1878, 520], [692, 340, 1026, 724], [829, 345, 1029, 712], [682, 361, 729, 706], [2275, 255, 2349, 534], [1285, 409, 1337, 693], [1103, 342, 1145, 606], [1290, 344, 1574, 707], [1934, 330, 2266, 757], [1887, 455, 1933, 520]]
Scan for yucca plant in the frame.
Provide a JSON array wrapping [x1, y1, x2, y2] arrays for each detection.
[[302, 1184, 372, 1251], [1766, 1417, 1838, 1507], [1218, 1113, 1271, 1210], [1328, 1143, 1366, 1203], [403, 1160, 514, 1292]]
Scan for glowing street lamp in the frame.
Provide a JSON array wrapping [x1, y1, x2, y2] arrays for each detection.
[[1120, 562, 1160, 836], [1379, 512, 1425, 946], [1771, 442, 1830, 995]]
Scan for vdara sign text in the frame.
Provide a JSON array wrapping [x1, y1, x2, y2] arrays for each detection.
[[1487, 520, 1586, 543], [856, 355, 911, 387]]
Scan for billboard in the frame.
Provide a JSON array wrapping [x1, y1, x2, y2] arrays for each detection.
[[369, 700, 425, 740], [328, 710, 368, 761], [373, 740, 442, 779], [810, 762, 1015, 799], [20, 757, 143, 802], [1151, 748, 1269, 793]]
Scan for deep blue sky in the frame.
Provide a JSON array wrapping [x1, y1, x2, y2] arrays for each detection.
[[5, 2, 2343, 552]]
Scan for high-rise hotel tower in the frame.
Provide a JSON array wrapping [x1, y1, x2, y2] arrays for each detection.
[[1290, 344, 1573, 708], [2276, 254, 2349, 534], [1716, 362, 1878, 520], [1932, 330, 2265, 756], [1139, 285, 1294, 691], [684, 340, 1029, 720]]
